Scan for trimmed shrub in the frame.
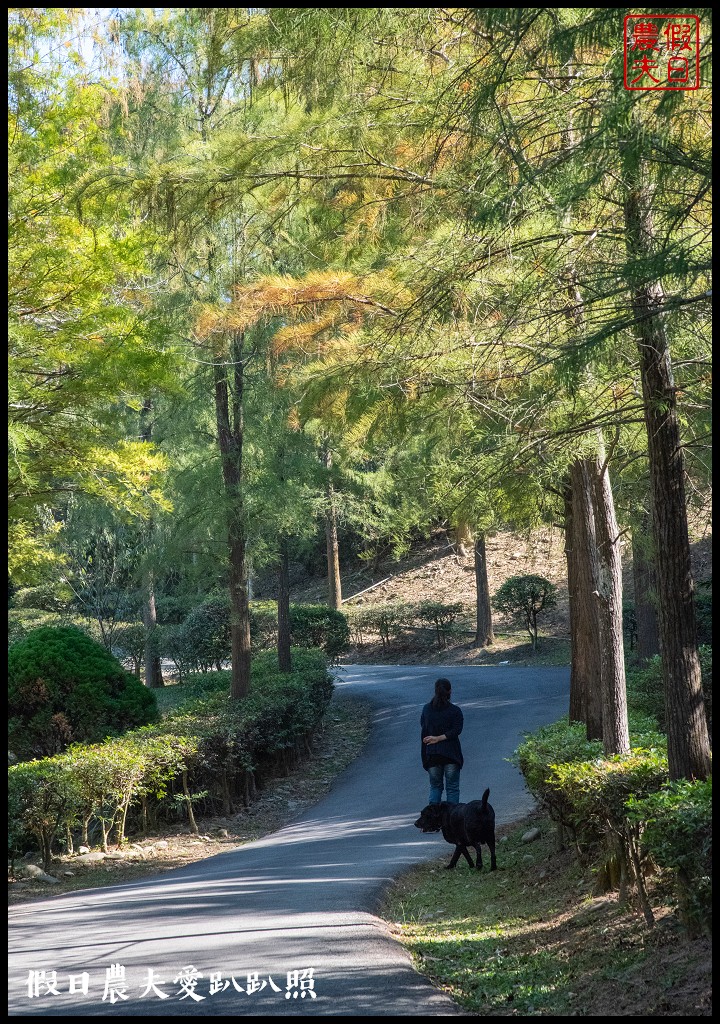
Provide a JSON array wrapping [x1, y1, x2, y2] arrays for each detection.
[[511, 719, 603, 835], [181, 595, 231, 671], [249, 600, 280, 651], [112, 622, 147, 677], [289, 605, 349, 660], [7, 756, 80, 870], [512, 716, 679, 926], [154, 593, 195, 625], [8, 609, 103, 649], [8, 608, 67, 648], [11, 582, 73, 612], [247, 602, 350, 660], [8, 626, 158, 760], [156, 596, 231, 679], [626, 778, 712, 936], [8, 648, 334, 862], [345, 601, 413, 649], [417, 600, 465, 649]]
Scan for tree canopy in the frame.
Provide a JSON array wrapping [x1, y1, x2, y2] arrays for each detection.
[[7, 7, 711, 778]]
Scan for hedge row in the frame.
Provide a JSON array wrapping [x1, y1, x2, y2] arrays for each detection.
[[8, 601, 351, 675], [512, 717, 711, 936], [151, 600, 349, 677], [8, 649, 334, 872], [345, 600, 466, 649]]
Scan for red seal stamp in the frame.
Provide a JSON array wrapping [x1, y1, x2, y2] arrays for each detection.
[[624, 14, 700, 91]]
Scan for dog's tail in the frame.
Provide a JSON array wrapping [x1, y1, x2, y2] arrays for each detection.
[[481, 787, 490, 807]]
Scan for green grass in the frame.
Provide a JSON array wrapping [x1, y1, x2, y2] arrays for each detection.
[[379, 814, 709, 1017], [151, 679, 190, 717], [471, 635, 571, 667], [381, 819, 582, 1014]]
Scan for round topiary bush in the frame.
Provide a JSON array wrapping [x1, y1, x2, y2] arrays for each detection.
[[8, 625, 158, 761], [289, 605, 350, 660]]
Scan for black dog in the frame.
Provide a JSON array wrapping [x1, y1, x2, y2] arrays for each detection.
[[414, 788, 497, 871]]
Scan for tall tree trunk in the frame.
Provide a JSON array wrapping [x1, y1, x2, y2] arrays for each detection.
[[564, 477, 583, 726], [323, 445, 342, 610], [277, 535, 292, 673], [563, 479, 577, 717], [559, 246, 603, 732], [623, 181, 711, 781], [214, 331, 251, 700], [632, 513, 660, 664], [139, 398, 163, 688], [569, 460, 603, 740], [591, 444, 630, 756], [142, 573, 164, 688], [473, 533, 494, 647]]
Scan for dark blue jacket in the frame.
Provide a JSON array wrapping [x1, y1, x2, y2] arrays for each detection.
[[420, 701, 464, 770]]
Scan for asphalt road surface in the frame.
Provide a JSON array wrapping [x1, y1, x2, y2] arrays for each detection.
[[8, 663, 569, 1017]]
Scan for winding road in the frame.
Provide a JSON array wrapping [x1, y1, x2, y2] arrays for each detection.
[[8, 663, 569, 1017]]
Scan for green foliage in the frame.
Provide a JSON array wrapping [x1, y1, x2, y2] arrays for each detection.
[[155, 623, 194, 683], [111, 622, 148, 676], [346, 601, 414, 649], [695, 587, 712, 647], [492, 576, 557, 649], [154, 594, 195, 625], [289, 605, 349, 660], [345, 600, 470, 651], [626, 646, 712, 734], [154, 596, 230, 678], [547, 749, 669, 849], [512, 716, 712, 933], [249, 601, 282, 652], [622, 601, 637, 651], [626, 655, 665, 728], [512, 720, 603, 833], [417, 600, 465, 649], [179, 595, 232, 671], [7, 755, 79, 870], [626, 779, 712, 936], [158, 599, 350, 673], [8, 14, 174, 584], [8, 648, 333, 861], [8, 608, 67, 648], [512, 717, 669, 878], [8, 608, 105, 650], [11, 582, 73, 612], [8, 626, 158, 760]]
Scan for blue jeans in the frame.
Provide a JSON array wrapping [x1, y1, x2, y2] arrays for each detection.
[[428, 763, 461, 805]]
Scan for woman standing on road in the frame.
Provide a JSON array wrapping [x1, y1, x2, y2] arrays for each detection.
[[421, 677, 464, 805]]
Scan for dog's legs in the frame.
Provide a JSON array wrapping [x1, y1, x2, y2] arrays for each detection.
[[461, 846, 475, 868], [488, 838, 497, 871], [445, 845, 465, 870], [474, 846, 483, 871]]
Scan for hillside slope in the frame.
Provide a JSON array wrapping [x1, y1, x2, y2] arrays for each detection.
[[287, 524, 711, 667]]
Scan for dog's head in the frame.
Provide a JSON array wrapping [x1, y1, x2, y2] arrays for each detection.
[[414, 804, 443, 833]]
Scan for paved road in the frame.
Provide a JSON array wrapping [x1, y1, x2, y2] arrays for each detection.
[[8, 663, 569, 1017]]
